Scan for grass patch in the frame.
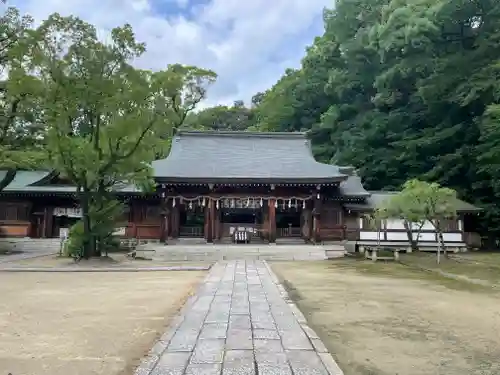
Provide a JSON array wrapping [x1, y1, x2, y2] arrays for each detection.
[[271, 261, 500, 375], [323, 257, 493, 292], [399, 252, 500, 287]]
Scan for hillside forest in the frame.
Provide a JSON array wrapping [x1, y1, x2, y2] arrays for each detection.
[[188, 0, 500, 244]]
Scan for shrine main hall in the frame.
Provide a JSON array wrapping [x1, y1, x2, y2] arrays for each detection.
[[0, 131, 479, 248]]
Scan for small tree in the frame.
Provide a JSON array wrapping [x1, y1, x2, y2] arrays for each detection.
[[364, 211, 384, 249], [376, 190, 427, 252], [405, 180, 458, 263], [381, 179, 458, 264]]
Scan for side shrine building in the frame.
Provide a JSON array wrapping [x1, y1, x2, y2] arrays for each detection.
[[0, 131, 481, 249]]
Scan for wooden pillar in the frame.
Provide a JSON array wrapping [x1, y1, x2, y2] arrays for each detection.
[[302, 207, 313, 242], [339, 207, 345, 240], [214, 208, 221, 240], [171, 205, 179, 238], [206, 200, 214, 243], [42, 206, 53, 238], [313, 195, 322, 244], [160, 201, 171, 243], [268, 199, 276, 243], [159, 214, 166, 243], [211, 201, 216, 242]]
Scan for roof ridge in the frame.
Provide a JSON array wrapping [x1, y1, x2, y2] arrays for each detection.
[[176, 130, 307, 139]]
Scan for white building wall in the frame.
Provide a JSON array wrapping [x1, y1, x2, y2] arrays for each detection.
[[359, 217, 464, 245]]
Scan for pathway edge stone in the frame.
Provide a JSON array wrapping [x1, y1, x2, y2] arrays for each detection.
[[133, 264, 221, 375], [263, 260, 345, 375], [134, 261, 346, 375]]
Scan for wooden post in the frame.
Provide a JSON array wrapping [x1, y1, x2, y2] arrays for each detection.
[[159, 213, 166, 242], [268, 199, 276, 243], [313, 195, 322, 244], [211, 200, 216, 242], [171, 205, 179, 238], [161, 200, 171, 243], [165, 209, 171, 240], [214, 207, 221, 240], [206, 200, 214, 243], [43, 206, 53, 238]]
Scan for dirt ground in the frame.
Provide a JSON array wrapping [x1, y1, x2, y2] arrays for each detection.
[[8, 253, 211, 269], [0, 271, 205, 375], [271, 260, 500, 375]]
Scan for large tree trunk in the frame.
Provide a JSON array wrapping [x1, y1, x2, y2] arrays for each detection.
[[437, 220, 447, 259], [80, 189, 93, 259], [93, 194, 104, 258], [403, 221, 418, 251]]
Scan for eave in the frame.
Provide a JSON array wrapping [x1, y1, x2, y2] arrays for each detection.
[[154, 176, 347, 185]]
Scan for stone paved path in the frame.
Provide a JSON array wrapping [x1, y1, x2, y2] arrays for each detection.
[[135, 260, 344, 375]]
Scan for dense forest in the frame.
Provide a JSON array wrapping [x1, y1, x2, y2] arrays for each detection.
[[188, 0, 500, 242]]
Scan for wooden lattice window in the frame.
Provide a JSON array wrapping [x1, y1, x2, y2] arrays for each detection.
[[442, 219, 459, 231], [135, 205, 161, 222], [0, 203, 30, 221], [322, 208, 341, 226]]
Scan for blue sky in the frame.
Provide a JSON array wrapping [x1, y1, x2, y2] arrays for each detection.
[[7, 0, 332, 107]]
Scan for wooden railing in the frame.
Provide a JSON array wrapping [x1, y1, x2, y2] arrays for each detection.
[[319, 228, 344, 241], [179, 226, 204, 238], [277, 226, 302, 238], [319, 227, 360, 241], [221, 223, 264, 239], [345, 229, 360, 241]]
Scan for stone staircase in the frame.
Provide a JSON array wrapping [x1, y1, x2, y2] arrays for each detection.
[[166, 237, 208, 246], [137, 243, 346, 262]]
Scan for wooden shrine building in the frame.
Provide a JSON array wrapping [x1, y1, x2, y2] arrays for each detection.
[[0, 131, 481, 248]]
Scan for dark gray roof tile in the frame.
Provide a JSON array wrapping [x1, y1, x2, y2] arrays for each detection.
[[339, 175, 369, 196], [344, 191, 481, 213], [153, 131, 347, 183]]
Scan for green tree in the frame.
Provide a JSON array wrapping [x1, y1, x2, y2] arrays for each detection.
[[376, 191, 427, 252], [0, 6, 44, 190], [184, 102, 256, 131], [379, 180, 459, 263], [30, 14, 216, 257]]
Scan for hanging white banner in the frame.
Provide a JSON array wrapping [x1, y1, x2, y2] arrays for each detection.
[[53, 207, 82, 217]]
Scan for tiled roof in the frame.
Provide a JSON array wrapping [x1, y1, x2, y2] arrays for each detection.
[[0, 131, 371, 196], [0, 170, 139, 194], [152, 131, 349, 183], [343, 191, 481, 213]]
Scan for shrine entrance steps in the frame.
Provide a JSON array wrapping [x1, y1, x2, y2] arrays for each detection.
[[137, 243, 346, 262]]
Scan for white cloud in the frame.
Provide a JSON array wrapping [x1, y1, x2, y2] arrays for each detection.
[[8, 0, 331, 106]]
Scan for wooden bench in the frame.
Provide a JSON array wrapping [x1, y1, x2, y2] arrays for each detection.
[[233, 230, 251, 244], [364, 246, 400, 262], [357, 241, 466, 253]]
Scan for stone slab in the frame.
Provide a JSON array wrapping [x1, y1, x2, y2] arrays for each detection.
[[185, 363, 222, 375], [191, 339, 225, 364], [150, 352, 191, 375], [134, 260, 344, 375]]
